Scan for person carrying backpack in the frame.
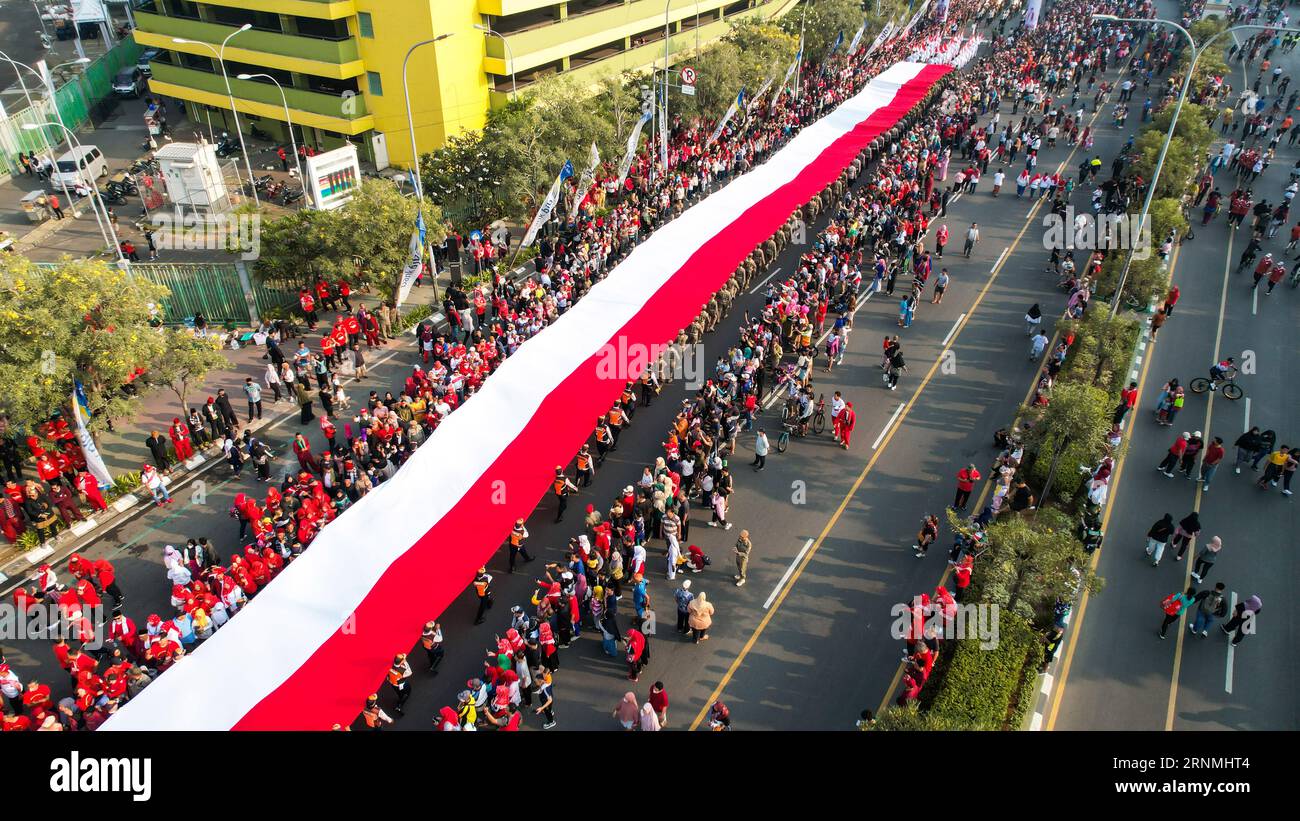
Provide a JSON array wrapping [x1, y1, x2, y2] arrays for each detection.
[[1190, 583, 1229, 637], [1159, 586, 1196, 638]]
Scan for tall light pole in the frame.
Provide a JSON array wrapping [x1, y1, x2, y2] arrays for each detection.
[[24, 121, 128, 266], [174, 23, 259, 206], [474, 24, 516, 101], [0, 52, 104, 248], [662, 0, 673, 179], [1092, 15, 1298, 317], [402, 32, 454, 298], [795, 0, 815, 102], [236, 72, 306, 204], [401, 32, 454, 201]]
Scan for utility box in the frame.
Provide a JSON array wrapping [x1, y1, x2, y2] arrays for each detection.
[[155, 142, 230, 213]]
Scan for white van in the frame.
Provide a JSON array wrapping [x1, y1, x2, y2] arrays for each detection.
[[51, 145, 108, 188]]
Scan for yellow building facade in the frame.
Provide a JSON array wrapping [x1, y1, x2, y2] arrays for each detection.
[[133, 0, 797, 169]]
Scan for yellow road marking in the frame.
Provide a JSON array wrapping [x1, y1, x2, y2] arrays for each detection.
[[1046, 240, 1188, 730], [1164, 228, 1233, 729], [688, 187, 1055, 730]]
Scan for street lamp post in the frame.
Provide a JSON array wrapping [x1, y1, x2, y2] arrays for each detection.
[[1092, 15, 1300, 317], [401, 33, 454, 298], [474, 24, 516, 101], [23, 121, 128, 266], [236, 72, 306, 204], [174, 23, 259, 206], [0, 52, 105, 248]]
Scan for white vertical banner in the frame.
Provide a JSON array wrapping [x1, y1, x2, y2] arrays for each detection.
[[707, 87, 745, 146], [616, 112, 652, 189], [934, 0, 950, 23], [746, 76, 775, 114], [848, 21, 867, 54], [867, 21, 896, 57], [522, 159, 574, 249], [395, 209, 427, 308], [1025, 0, 1042, 29], [72, 383, 113, 489], [568, 141, 600, 220], [777, 38, 803, 101], [658, 80, 669, 172]]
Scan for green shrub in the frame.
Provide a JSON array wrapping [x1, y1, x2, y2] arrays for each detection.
[[923, 613, 1038, 730]]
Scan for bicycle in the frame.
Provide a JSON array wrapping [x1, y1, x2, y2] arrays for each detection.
[[1189, 368, 1243, 400], [811, 394, 826, 435], [775, 419, 804, 453]]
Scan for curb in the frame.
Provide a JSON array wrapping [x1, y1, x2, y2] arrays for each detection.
[[0, 262, 536, 594]]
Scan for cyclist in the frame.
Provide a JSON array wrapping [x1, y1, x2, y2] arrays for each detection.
[[796, 388, 815, 435], [1208, 357, 1236, 390]]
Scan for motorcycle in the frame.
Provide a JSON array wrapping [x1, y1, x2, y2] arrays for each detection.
[[281, 186, 304, 205], [215, 132, 241, 158]]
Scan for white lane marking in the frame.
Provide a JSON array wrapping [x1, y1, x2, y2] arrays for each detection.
[[941, 312, 966, 346], [764, 538, 814, 610], [993, 246, 1009, 271], [1225, 590, 1237, 694], [872, 402, 906, 450], [1243, 397, 1251, 432], [749, 266, 782, 295], [1252, 284, 1258, 315]]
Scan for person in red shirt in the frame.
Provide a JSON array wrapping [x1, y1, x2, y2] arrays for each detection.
[[169, 417, 195, 461], [1164, 285, 1180, 316], [1114, 380, 1139, 424], [1157, 432, 1190, 477], [648, 681, 669, 727], [22, 680, 51, 713], [953, 464, 981, 510], [299, 289, 318, 330], [839, 402, 857, 449], [2, 711, 31, 731], [94, 558, 123, 607], [74, 471, 107, 512]]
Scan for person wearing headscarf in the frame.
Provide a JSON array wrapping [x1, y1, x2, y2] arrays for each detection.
[[537, 622, 559, 673], [639, 701, 662, 731], [688, 590, 714, 643], [437, 706, 460, 731], [162, 546, 192, 586], [613, 691, 639, 730]]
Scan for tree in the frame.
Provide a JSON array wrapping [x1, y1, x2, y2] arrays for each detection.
[[0, 256, 169, 432], [150, 329, 228, 422], [1024, 381, 1111, 499], [254, 179, 443, 299], [781, 0, 870, 63]]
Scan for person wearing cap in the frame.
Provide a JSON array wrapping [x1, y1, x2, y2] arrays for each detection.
[[472, 567, 494, 625], [506, 518, 535, 573], [359, 694, 393, 730], [420, 621, 444, 673], [1178, 431, 1204, 479], [1157, 432, 1190, 478], [385, 653, 413, 716], [552, 467, 578, 524]]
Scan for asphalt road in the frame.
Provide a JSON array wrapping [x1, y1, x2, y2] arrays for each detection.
[[13, 12, 1273, 732], [1050, 18, 1300, 732]]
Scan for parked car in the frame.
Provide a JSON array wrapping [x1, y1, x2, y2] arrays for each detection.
[[112, 67, 146, 98], [50, 145, 108, 189], [137, 49, 160, 77]]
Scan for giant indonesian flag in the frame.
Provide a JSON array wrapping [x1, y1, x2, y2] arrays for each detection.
[[104, 61, 951, 731]]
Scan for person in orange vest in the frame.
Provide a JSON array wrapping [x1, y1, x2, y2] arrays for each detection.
[[953, 464, 981, 510], [506, 518, 534, 573], [385, 653, 412, 716], [553, 467, 578, 524], [472, 566, 494, 625], [359, 693, 393, 730], [593, 418, 613, 466], [574, 443, 595, 487], [299, 289, 317, 330], [606, 404, 626, 450]]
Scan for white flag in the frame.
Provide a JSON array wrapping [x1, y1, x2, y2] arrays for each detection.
[[395, 209, 427, 308], [72, 383, 113, 489], [777, 38, 803, 101], [569, 141, 601, 220], [616, 112, 652, 189], [522, 159, 574, 249], [848, 22, 867, 54], [658, 82, 669, 172], [708, 87, 745, 146], [746, 76, 775, 114]]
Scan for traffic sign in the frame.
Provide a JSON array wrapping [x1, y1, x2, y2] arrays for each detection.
[[681, 85, 696, 96], [680, 66, 696, 85]]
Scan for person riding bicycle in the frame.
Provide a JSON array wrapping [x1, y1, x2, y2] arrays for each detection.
[[1209, 357, 1236, 389], [796, 389, 815, 435]]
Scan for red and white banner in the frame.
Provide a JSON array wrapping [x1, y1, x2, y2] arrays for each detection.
[[104, 61, 951, 731]]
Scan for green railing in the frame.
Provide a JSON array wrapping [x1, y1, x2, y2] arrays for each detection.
[[149, 62, 368, 119], [134, 11, 360, 64], [29, 261, 295, 326], [0, 36, 143, 175]]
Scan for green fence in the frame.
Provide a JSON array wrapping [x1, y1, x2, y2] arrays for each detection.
[[1, 36, 144, 175], [32, 260, 297, 326]]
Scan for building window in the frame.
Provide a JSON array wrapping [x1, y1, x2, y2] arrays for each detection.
[[358, 12, 374, 38], [367, 71, 383, 96]]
